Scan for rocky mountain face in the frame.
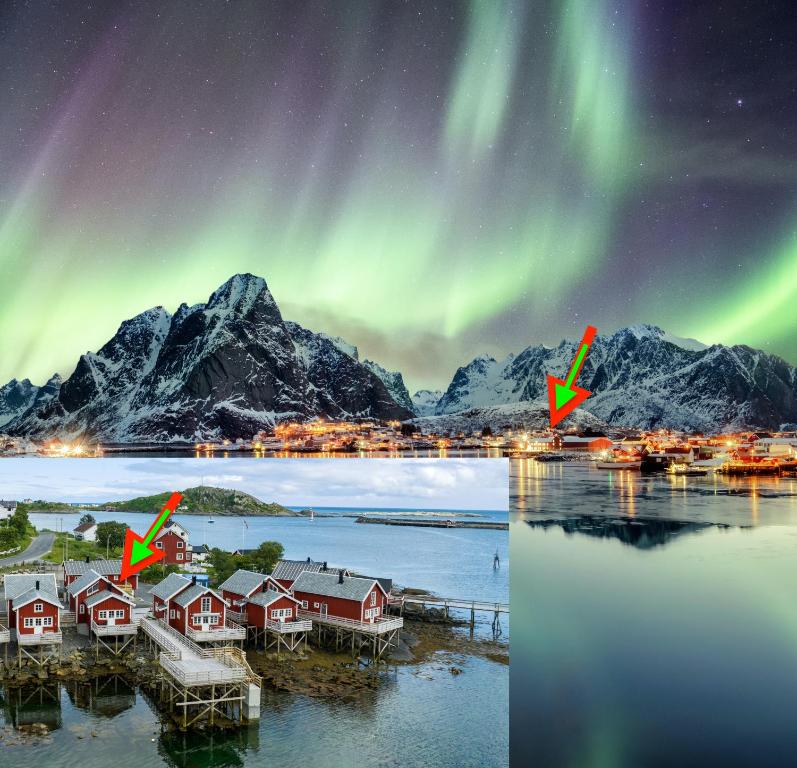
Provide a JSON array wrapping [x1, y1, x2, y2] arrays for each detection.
[[433, 325, 797, 431], [0, 374, 61, 428], [5, 274, 413, 441], [362, 360, 414, 412], [0, 379, 39, 428]]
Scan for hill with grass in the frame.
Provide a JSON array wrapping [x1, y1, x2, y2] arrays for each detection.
[[103, 485, 298, 516]]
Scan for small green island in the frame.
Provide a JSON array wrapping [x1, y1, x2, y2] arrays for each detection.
[[24, 485, 301, 517]]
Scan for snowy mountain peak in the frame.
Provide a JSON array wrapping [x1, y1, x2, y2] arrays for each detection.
[[207, 273, 273, 315], [435, 325, 797, 430], [5, 274, 412, 441]]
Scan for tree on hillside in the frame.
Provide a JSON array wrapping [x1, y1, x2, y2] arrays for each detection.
[[96, 521, 126, 552], [245, 541, 284, 574], [8, 506, 29, 537], [79, 512, 96, 526]]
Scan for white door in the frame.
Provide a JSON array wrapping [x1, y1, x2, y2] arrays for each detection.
[[34, 617, 43, 635], [320, 603, 328, 617], [108, 614, 116, 627]]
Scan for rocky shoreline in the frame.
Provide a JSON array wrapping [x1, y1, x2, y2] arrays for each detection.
[[0, 610, 508, 717]]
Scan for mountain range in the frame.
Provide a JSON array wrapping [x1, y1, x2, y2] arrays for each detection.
[[2, 275, 796, 440]]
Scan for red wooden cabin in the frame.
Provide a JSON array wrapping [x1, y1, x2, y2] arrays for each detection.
[[66, 569, 127, 629], [3, 574, 62, 636], [245, 588, 301, 627], [271, 558, 349, 590], [84, 589, 136, 628], [149, 573, 227, 636], [153, 520, 192, 565], [63, 558, 139, 591], [218, 569, 288, 611], [291, 571, 389, 624]]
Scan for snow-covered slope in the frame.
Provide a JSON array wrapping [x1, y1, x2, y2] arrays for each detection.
[[412, 402, 606, 435], [0, 379, 39, 428], [6, 274, 413, 441], [436, 325, 797, 431], [411, 389, 443, 417]]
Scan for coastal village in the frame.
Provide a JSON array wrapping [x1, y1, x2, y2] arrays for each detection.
[[0, 551, 412, 729], [0, 420, 797, 474], [2, 419, 796, 475]]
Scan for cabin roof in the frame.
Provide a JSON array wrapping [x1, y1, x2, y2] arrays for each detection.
[[149, 573, 193, 601], [66, 569, 105, 597], [218, 569, 267, 596], [4, 573, 58, 603], [73, 522, 96, 533], [11, 587, 62, 610], [64, 559, 123, 577], [247, 588, 299, 608], [172, 583, 226, 609], [84, 589, 135, 609], [272, 558, 338, 582], [292, 571, 383, 602]]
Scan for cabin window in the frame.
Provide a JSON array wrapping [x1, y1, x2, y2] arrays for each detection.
[[313, 602, 319, 608], [115, 610, 124, 619], [170, 609, 175, 619], [43, 617, 53, 627], [24, 618, 33, 628], [80, 604, 85, 614], [34, 602, 43, 613], [201, 596, 212, 613], [99, 610, 107, 619], [176, 541, 184, 548], [176, 553, 183, 560], [156, 542, 163, 549], [301, 601, 308, 609], [87, 584, 98, 595], [370, 591, 376, 606]]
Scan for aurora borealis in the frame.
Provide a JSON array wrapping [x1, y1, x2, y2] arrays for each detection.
[[1, 1, 796, 390]]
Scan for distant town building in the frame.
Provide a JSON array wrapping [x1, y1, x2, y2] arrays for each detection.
[[73, 521, 98, 541], [0, 500, 17, 521]]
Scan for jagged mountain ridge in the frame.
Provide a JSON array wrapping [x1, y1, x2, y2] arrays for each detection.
[[5, 274, 413, 441], [433, 325, 797, 431]]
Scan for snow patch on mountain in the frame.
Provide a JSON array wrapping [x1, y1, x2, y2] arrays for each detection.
[[411, 389, 443, 417]]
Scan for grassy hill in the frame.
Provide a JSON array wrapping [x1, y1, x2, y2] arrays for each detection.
[[103, 485, 298, 516]]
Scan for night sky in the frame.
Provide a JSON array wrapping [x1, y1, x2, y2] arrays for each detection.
[[1, 1, 796, 391]]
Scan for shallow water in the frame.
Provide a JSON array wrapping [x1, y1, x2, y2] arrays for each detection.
[[1, 654, 508, 768], [511, 459, 797, 767]]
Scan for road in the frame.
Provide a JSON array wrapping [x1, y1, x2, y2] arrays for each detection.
[[0, 532, 55, 567]]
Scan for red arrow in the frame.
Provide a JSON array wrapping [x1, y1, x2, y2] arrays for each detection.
[[120, 492, 183, 580], [547, 325, 597, 429]]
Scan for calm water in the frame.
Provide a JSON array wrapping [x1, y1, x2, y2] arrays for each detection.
[[511, 459, 797, 767], [30, 506, 508, 604], [1, 654, 508, 768]]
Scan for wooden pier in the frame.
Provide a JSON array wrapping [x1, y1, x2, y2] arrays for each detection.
[[298, 610, 403, 661], [91, 618, 139, 658], [398, 595, 509, 635], [140, 616, 261, 729]]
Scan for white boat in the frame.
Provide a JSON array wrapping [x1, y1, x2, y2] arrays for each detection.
[[666, 464, 709, 477]]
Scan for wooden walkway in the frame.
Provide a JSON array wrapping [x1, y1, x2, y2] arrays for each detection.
[[402, 596, 509, 614], [139, 617, 252, 686]]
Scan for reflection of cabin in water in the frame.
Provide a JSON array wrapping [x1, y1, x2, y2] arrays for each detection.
[[158, 719, 260, 768], [0, 682, 62, 730], [66, 675, 136, 717]]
